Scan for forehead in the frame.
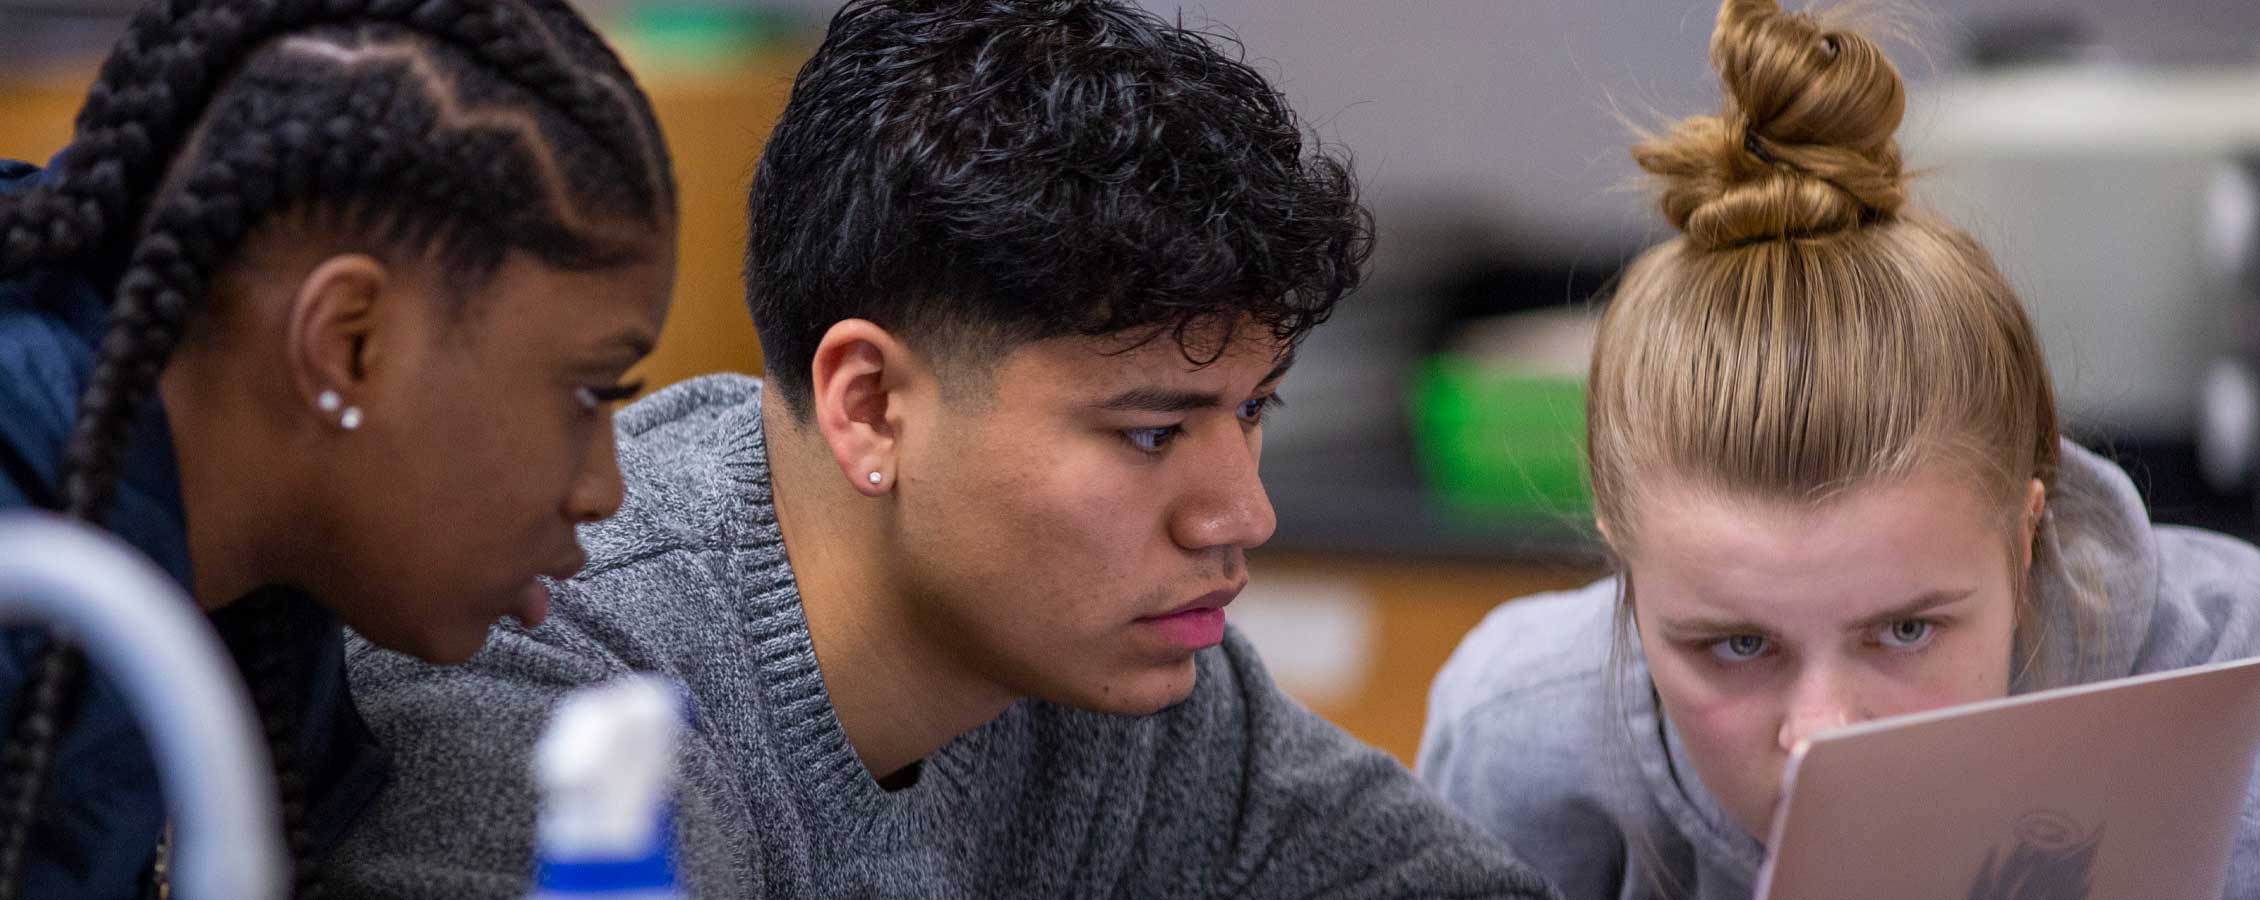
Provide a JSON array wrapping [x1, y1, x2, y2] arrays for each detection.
[[1000, 325, 1289, 395], [1629, 469, 2010, 619], [463, 243, 674, 340]]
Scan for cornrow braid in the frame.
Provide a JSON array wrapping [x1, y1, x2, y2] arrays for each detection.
[[0, 0, 674, 279], [218, 588, 322, 898], [0, 648, 85, 894], [0, 1, 674, 896]]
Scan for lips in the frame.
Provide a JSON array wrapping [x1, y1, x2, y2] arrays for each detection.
[[1144, 584, 1245, 620], [1135, 583, 1245, 651], [512, 548, 587, 629]]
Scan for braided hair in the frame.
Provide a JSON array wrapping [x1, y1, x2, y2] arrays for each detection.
[[0, 2, 674, 895]]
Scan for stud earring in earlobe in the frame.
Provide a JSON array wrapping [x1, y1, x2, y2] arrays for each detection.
[[867, 471, 883, 486], [319, 389, 364, 430]]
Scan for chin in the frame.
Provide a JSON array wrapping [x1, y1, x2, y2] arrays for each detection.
[[416, 638, 486, 666], [1063, 657, 1202, 717]]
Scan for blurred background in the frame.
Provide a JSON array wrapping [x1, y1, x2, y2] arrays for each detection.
[[6, 0, 2260, 764]]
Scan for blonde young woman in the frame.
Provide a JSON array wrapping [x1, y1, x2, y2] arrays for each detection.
[[1418, 1, 2260, 898]]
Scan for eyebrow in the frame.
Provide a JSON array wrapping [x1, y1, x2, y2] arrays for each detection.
[[1654, 614, 1767, 640], [1844, 589, 1975, 632], [1657, 589, 1976, 638], [1089, 352, 1297, 413]]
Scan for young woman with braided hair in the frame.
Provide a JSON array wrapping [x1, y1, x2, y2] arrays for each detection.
[[0, 1, 677, 896]]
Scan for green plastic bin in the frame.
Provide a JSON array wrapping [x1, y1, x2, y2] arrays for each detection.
[[1409, 354, 1591, 517]]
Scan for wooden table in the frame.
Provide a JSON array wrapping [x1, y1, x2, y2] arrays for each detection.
[[1243, 551, 1600, 766]]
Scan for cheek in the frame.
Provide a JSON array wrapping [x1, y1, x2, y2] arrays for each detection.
[[1973, 590, 2022, 690], [1641, 635, 1772, 752], [1658, 667, 1776, 760], [937, 429, 1154, 551], [1869, 590, 2022, 716], [1653, 671, 1786, 834], [1886, 621, 2017, 714], [384, 383, 582, 575], [904, 428, 1075, 606]]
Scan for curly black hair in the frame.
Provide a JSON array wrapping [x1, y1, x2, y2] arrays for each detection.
[[746, 0, 1372, 416]]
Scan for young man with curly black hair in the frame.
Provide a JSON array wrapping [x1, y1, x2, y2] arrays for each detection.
[[330, 2, 1560, 896]]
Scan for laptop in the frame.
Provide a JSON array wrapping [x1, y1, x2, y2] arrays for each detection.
[[1754, 656, 2260, 900]]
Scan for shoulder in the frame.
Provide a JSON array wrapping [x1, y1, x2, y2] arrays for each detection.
[[2138, 525, 2260, 667], [0, 270, 104, 510], [574, 374, 767, 574], [0, 159, 139, 510], [1417, 579, 1642, 898], [1427, 577, 1621, 728], [2152, 525, 2260, 597], [606, 373, 766, 529], [613, 372, 764, 444], [1419, 577, 1624, 781], [2042, 441, 2260, 674]]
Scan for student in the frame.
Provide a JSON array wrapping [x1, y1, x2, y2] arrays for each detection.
[[327, 1, 1561, 897], [0, 1, 676, 896], [1418, 1, 2260, 898]]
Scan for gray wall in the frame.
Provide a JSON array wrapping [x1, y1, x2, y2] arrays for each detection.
[[1079, 1, 2260, 452], [1137, 0, 2260, 264], [20, 0, 2257, 261]]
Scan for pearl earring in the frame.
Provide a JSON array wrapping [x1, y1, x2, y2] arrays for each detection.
[[320, 390, 363, 430], [868, 471, 883, 485]]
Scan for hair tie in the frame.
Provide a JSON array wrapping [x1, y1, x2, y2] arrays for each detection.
[[1743, 129, 1778, 166]]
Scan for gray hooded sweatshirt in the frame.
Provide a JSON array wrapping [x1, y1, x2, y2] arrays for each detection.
[[1419, 440, 2260, 900], [328, 374, 1558, 899]]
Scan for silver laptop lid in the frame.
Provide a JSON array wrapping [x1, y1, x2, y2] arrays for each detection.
[[1754, 656, 2260, 900]]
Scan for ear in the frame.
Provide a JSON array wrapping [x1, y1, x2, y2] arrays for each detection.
[[807, 319, 927, 496], [282, 254, 387, 428], [2018, 478, 2047, 572]]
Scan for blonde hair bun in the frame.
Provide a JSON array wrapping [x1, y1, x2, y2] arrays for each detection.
[[1636, 0, 1909, 249]]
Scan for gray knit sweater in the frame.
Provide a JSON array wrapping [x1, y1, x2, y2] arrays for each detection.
[[329, 374, 1557, 899]]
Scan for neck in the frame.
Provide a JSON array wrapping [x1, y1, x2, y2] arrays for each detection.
[[764, 402, 1017, 784], [159, 361, 295, 612]]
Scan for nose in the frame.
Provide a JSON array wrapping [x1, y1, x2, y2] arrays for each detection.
[[1776, 665, 1862, 753], [1168, 426, 1277, 552], [563, 418, 627, 524]]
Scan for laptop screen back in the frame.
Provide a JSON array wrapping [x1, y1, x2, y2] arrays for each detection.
[[1754, 656, 2260, 900]]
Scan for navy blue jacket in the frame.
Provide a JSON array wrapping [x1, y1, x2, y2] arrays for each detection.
[[0, 159, 387, 899]]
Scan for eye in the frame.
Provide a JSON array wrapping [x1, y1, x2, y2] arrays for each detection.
[[1708, 634, 1770, 663], [1239, 392, 1283, 424], [1122, 425, 1183, 453], [575, 381, 644, 412], [1877, 618, 1936, 650]]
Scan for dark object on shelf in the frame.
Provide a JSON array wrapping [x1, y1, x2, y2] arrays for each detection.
[[1962, 12, 2095, 69]]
